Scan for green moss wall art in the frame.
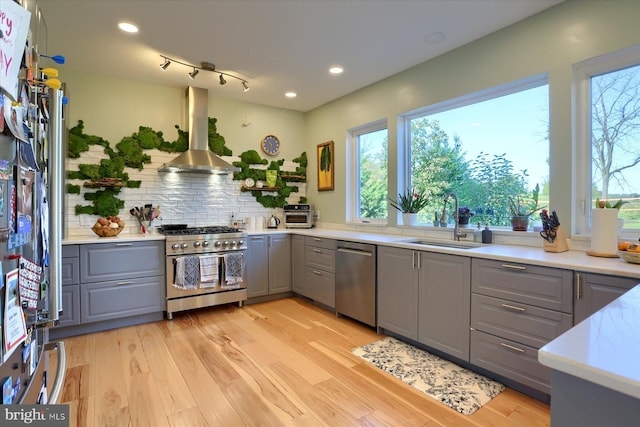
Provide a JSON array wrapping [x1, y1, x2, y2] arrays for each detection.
[[67, 119, 307, 215]]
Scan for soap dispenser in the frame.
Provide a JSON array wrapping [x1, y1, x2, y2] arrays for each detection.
[[482, 224, 492, 244]]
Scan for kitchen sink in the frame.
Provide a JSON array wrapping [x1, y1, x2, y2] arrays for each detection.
[[404, 239, 483, 249]]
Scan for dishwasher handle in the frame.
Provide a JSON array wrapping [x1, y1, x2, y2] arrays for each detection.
[[337, 247, 373, 257]]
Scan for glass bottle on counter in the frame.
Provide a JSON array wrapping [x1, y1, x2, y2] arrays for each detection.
[[474, 222, 483, 243]]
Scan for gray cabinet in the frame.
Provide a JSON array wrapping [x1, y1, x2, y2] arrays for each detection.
[[303, 237, 336, 307], [418, 252, 470, 361], [59, 245, 80, 328], [574, 272, 639, 324], [52, 240, 165, 338], [291, 235, 306, 294], [377, 246, 470, 360], [80, 240, 164, 283], [470, 259, 573, 394], [246, 234, 291, 298], [377, 246, 418, 339], [81, 276, 165, 323]]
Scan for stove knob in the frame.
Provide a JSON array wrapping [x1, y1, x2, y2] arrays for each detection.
[[214, 241, 222, 248], [171, 243, 180, 250], [222, 241, 230, 247], [181, 243, 189, 249], [231, 240, 237, 246], [202, 241, 210, 247], [194, 241, 201, 247], [237, 240, 244, 246]]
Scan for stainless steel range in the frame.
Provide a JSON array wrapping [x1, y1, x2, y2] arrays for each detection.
[[161, 225, 247, 319]]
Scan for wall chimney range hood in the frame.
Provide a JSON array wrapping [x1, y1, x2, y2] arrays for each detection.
[[158, 87, 240, 174]]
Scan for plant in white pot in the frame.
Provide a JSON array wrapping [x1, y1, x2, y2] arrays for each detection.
[[389, 188, 429, 226]]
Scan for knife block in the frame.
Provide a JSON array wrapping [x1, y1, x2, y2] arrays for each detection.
[[543, 225, 569, 253]]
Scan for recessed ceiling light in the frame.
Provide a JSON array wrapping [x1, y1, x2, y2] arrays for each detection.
[[285, 92, 297, 98], [118, 22, 139, 33], [329, 66, 344, 75]]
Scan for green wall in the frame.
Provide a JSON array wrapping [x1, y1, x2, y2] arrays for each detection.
[[303, 0, 640, 233]]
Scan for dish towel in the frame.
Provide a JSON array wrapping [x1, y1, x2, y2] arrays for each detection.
[[224, 252, 244, 287], [174, 256, 199, 290], [199, 255, 220, 288]]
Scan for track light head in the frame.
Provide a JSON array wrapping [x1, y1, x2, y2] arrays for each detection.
[[242, 81, 250, 92], [189, 68, 199, 79], [160, 58, 171, 70], [219, 74, 227, 85]]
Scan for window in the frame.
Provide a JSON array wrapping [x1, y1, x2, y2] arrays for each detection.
[[348, 121, 388, 223], [402, 75, 549, 227], [574, 45, 640, 235]]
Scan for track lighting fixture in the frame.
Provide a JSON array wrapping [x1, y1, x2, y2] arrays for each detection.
[[158, 55, 249, 92], [160, 58, 171, 70]]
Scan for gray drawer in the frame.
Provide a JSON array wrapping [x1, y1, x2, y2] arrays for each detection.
[[306, 267, 335, 308], [62, 257, 79, 286], [306, 245, 335, 272], [305, 236, 336, 250], [57, 284, 80, 328], [80, 275, 165, 323], [471, 294, 572, 349], [471, 258, 573, 313], [62, 245, 79, 258], [80, 240, 164, 283], [470, 329, 551, 394]]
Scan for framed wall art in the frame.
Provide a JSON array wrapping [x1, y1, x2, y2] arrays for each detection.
[[317, 140, 334, 191]]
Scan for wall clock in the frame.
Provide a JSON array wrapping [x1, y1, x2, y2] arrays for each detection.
[[261, 134, 281, 156]]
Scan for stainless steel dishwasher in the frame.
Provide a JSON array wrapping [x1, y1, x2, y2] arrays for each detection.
[[335, 241, 376, 327]]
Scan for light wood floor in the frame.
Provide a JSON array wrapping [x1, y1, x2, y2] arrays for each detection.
[[57, 297, 550, 426]]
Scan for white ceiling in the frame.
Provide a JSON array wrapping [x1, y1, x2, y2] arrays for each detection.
[[36, 0, 563, 112]]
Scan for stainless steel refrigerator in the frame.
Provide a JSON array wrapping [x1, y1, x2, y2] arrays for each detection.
[[0, 0, 65, 405]]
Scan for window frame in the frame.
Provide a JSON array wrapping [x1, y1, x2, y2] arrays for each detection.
[[347, 119, 388, 225], [398, 73, 549, 228], [573, 45, 640, 236]]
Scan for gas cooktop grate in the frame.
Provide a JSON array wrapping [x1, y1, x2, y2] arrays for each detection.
[[159, 226, 240, 236]]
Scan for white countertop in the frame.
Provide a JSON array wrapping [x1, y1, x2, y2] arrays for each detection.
[[539, 285, 640, 399], [64, 227, 640, 279]]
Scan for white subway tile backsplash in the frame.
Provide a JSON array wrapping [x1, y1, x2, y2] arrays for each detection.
[[65, 152, 305, 237]]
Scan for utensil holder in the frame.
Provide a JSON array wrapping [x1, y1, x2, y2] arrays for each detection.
[[543, 225, 569, 253]]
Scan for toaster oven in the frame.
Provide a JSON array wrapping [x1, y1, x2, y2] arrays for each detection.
[[283, 204, 314, 228]]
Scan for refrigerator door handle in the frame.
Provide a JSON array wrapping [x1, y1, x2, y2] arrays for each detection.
[[49, 89, 64, 322], [44, 341, 66, 404]]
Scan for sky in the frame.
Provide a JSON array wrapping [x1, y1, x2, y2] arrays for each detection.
[[429, 84, 549, 193]]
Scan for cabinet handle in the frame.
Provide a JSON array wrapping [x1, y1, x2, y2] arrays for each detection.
[[313, 248, 322, 253], [501, 264, 526, 271], [501, 303, 526, 312], [313, 238, 322, 242], [500, 342, 525, 353], [412, 251, 416, 269], [312, 270, 322, 276], [575, 272, 582, 300], [416, 252, 421, 269], [116, 281, 133, 286], [116, 243, 133, 247]]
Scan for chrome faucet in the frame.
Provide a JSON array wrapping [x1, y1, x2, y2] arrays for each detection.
[[444, 192, 467, 241]]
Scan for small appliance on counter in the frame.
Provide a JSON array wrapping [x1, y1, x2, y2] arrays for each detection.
[[267, 215, 281, 229], [283, 204, 314, 228]]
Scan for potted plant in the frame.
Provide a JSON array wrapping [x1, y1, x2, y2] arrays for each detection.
[[457, 206, 474, 226], [508, 184, 545, 231], [389, 188, 429, 226]]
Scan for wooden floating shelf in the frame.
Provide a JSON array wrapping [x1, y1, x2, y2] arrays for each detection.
[[280, 174, 306, 180], [241, 186, 281, 192], [83, 179, 124, 188]]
